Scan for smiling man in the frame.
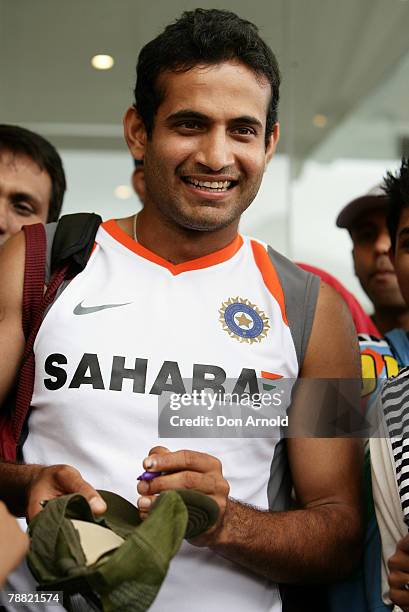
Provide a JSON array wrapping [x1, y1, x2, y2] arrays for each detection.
[[0, 125, 66, 246], [0, 9, 362, 612]]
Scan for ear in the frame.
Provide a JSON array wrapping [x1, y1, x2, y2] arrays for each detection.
[[123, 106, 147, 160], [264, 122, 280, 168]]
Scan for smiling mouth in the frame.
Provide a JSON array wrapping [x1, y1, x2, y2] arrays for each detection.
[[181, 177, 238, 192]]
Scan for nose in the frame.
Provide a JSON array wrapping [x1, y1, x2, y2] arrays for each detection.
[[374, 229, 391, 255], [194, 128, 235, 171]]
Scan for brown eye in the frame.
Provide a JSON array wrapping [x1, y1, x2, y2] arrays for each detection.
[[176, 121, 203, 131], [234, 127, 255, 135], [12, 202, 34, 216]]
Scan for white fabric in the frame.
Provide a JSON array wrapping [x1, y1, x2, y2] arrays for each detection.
[[370, 394, 407, 609]]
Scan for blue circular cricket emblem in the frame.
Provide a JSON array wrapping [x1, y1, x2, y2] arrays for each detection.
[[219, 297, 270, 344]]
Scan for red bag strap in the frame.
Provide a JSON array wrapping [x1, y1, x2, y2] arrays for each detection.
[[12, 263, 71, 455], [22, 224, 47, 340]]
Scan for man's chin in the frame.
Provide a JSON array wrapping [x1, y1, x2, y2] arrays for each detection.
[[168, 209, 240, 233], [372, 290, 407, 309]]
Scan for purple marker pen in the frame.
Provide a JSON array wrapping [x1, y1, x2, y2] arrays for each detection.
[[137, 471, 162, 481]]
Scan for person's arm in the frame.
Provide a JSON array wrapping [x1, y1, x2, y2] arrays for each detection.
[[0, 501, 29, 587], [0, 233, 106, 519], [137, 282, 364, 583], [0, 232, 26, 407], [386, 534, 409, 611]]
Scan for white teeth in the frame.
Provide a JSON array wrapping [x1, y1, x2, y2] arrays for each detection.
[[185, 177, 232, 190]]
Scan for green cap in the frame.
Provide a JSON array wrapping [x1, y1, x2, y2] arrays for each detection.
[[27, 489, 219, 611]]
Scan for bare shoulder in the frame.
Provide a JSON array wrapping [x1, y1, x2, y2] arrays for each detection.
[[301, 280, 360, 378]]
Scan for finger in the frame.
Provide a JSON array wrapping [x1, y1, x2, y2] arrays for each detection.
[[27, 495, 47, 520], [137, 480, 151, 495], [388, 569, 409, 590], [148, 446, 170, 456], [389, 586, 409, 608], [398, 535, 409, 554], [57, 466, 107, 515], [144, 449, 221, 474], [137, 495, 156, 514], [140, 471, 219, 495], [389, 550, 409, 574], [27, 488, 56, 520], [144, 446, 170, 470]]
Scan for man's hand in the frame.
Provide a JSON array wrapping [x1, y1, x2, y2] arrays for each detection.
[[0, 501, 29, 587], [388, 534, 409, 611], [26, 464, 107, 521], [137, 446, 229, 545]]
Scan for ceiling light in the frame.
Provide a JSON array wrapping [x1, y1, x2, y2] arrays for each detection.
[[114, 185, 132, 200], [313, 114, 328, 128], [91, 54, 114, 70]]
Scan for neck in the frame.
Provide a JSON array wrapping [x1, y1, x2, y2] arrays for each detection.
[[119, 209, 240, 265], [372, 306, 409, 335]]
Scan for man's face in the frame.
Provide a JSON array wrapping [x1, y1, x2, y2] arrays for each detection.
[[351, 208, 406, 309], [0, 152, 51, 246], [392, 207, 409, 306], [138, 61, 277, 232]]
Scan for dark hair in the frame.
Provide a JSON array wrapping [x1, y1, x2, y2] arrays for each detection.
[[0, 124, 66, 222], [135, 8, 280, 147], [384, 157, 409, 251]]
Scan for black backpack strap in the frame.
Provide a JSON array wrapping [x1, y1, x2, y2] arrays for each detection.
[[51, 212, 102, 276]]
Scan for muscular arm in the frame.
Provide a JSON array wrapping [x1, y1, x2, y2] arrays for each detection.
[[139, 282, 364, 583], [211, 437, 362, 582]]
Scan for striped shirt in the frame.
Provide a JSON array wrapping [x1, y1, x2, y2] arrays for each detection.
[[381, 366, 409, 523]]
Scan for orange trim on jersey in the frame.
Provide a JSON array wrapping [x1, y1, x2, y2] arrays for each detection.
[[250, 240, 288, 326], [261, 371, 283, 380], [101, 219, 243, 275]]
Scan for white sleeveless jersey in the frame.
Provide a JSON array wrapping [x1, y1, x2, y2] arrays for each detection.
[[13, 220, 315, 612]]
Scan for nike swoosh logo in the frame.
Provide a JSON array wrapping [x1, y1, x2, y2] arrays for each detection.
[[73, 300, 132, 315]]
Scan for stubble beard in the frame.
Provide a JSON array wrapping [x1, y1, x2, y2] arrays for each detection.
[[145, 174, 261, 234]]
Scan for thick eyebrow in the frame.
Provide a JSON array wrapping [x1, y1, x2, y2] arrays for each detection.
[[229, 115, 263, 130], [165, 110, 210, 125], [165, 109, 263, 130]]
